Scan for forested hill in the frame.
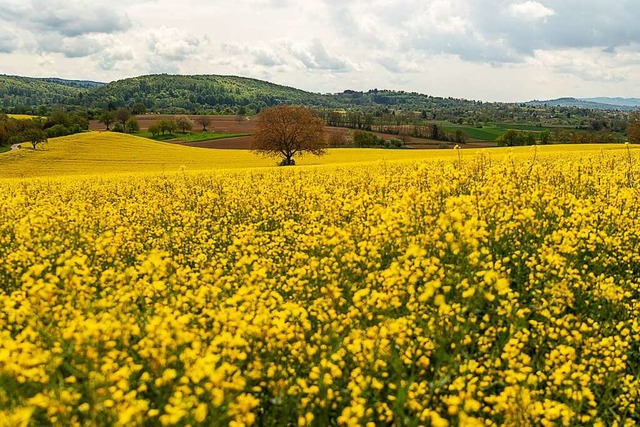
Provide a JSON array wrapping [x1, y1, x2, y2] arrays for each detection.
[[1, 73, 482, 113], [86, 74, 483, 112], [0, 75, 97, 108], [37, 78, 105, 89], [85, 74, 331, 111]]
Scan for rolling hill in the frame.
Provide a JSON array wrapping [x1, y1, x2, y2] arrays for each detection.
[[0, 131, 463, 178], [1, 73, 483, 113], [83, 74, 487, 113], [1, 132, 633, 179], [582, 97, 640, 108], [525, 97, 638, 111], [84, 74, 332, 111], [0, 75, 93, 108]]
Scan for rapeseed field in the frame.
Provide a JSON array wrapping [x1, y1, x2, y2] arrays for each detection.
[[0, 131, 632, 179], [0, 132, 463, 178], [5, 114, 43, 120], [0, 140, 639, 426]]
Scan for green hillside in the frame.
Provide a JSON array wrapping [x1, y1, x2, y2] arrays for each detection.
[[2, 73, 483, 113], [38, 78, 105, 89], [85, 74, 332, 111], [0, 75, 91, 108]]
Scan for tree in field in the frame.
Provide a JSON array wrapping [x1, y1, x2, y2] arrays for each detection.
[[99, 110, 116, 130], [235, 106, 248, 123], [49, 109, 71, 128], [115, 108, 131, 127], [525, 132, 537, 146], [0, 125, 5, 146], [497, 130, 520, 147], [196, 116, 211, 132], [148, 123, 160, 137], [251, 105, 327, 166], [430, 123, 443, 140], [628, 111, 640, 143], [540, 131, 551, 145], [175, 116, 194, 133], [352, 130, 381, 147], [125, 117, 140, 133], [157, 119, 177, 135], [328, 130, 348, 147], [23, 128, 47, 149], [131, 103, 147, 115], [454, 129, 467, 144]]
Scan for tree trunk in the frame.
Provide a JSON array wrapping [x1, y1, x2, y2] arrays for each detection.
[[279, 155, 296, 166]]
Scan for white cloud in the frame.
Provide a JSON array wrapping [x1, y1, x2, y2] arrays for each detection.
[[98, 45, 136, 71], [405, 1, 470, 36], [145, 27, 204, 62], [507, 1, 555, 21], [377, 55, 423, 74], [531, 48, 631, 82]]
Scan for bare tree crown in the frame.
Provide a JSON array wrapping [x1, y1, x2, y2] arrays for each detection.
[[251, 105, 327, 165]]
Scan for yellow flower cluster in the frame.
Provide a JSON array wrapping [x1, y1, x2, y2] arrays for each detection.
[[0, 146, 639, 426], [0, 131, 631, 179]]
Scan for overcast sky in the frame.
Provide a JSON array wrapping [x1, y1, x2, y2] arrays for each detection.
[[1, 0, 639, 101]]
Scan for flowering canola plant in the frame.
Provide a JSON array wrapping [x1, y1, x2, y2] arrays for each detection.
[[0, 131, 631, 179], [0, 145, 639, 426], [0, 131, 468, 178]]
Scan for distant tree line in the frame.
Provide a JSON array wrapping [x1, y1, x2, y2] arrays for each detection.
[[98, 108, 141, 133], [317, 106, 633, 145], [320, 109, 467, 144], [0, 110, 88, 149], [97, 107, 200, 138], [496, 128, 624, 146], [351, 130, 406, 149], [628, 111, 640, 143]]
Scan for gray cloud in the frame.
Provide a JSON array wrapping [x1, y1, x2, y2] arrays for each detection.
[[0, 0, 131, 37], [290, 39, 349, 72], [35, 34, 112, 58], [253, 49, 287, 67], [468, 0, 640, 56], [376, 54, 424, 74], [323, 0, 640, 66], [221, 42, 290, 68], [0, 0, 133, 59], [532, 48, 631, 83], [0, 25, 19, 53], [219, 39, 349, 73]]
